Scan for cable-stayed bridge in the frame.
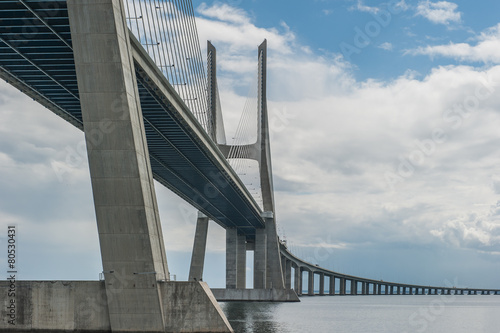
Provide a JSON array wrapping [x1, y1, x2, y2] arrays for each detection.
[[0, 1, 498, 332]]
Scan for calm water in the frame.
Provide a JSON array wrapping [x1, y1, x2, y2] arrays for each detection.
[[221, 295, 500, 333]]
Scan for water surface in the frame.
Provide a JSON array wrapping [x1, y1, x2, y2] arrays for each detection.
[[221, 295, 500, 333]]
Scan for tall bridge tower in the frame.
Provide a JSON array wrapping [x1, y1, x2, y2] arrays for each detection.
[[189, 40, 295, 300]]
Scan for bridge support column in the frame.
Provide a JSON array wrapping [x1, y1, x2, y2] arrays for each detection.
[[340, 278, 346, 295], [254, 228, 267, 289], [319, 273, 325, 295], [226, 228, 238, 289], [294, 265, 301, 295], [329, 276, 336, 295], [69, 1, 169, 330], [308, 271, 314, 296], [351, 280, 357, 295], [281, 256, 286, 287], [67, 1, 232, 332], [263, 212, 285, 290], [189, 212, 209, 281], [385, 285, 389, 295], [362, 282, 366, 295], [285, 260, 292, 290], [236, 234, 246, 289]]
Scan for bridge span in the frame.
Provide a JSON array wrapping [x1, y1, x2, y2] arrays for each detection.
[[280, 242, 500, 297]]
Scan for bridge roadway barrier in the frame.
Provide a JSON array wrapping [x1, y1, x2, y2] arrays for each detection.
[[0, 280, 231, 332]]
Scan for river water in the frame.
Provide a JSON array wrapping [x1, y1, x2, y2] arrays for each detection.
[[220, 295, 500, 333]]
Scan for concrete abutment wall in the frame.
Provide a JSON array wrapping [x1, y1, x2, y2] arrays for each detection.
[[0, 281, 232, 332]]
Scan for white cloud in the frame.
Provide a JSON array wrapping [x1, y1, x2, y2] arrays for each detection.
[[352, 0, 380, 14], [408, 24, 500, 64], [197, 2, 250, 25], [416, 1, 462, 25], [350, 0, 408, 14], [196, 3, 296, 55], [378, 42, 393, 51]]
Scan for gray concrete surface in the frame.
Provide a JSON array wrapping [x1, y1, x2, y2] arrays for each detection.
[[189, 213, 209, 282], [0, 281, 233, 332], [211, 288, 299, 302]]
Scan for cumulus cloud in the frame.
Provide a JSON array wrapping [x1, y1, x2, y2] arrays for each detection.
[[416, 0, 462, 25], [431, 201, 500, 251], [350, 0, 408, 14], [407, 23, 500, 64], [378, 42, 394, 51], [352, 0, 380, 14], [196, 3, 296, 55]]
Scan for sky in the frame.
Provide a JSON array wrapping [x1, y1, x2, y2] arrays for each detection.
[[1, 0, 500, 290]]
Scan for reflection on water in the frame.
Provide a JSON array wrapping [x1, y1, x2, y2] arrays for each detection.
[[220, 296, 500, 333], [221, 302, 284, 333]]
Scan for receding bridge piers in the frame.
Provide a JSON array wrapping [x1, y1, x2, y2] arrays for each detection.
[[278, 243, 500, 297]]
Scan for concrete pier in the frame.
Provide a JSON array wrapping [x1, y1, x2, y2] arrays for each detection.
[[254, 228, 267, 289], [294, 266, 301, 295], [68, 1, 169, 330], [285, 260, 292, 289], [236, 234, 247, 289], [330, 276, 336, 295], [63, 1, 233, 331], [340, 278, 346, 295], [189, 212, 209, 281], [226, 228, 238, 289], [308, 271, 315, 296]]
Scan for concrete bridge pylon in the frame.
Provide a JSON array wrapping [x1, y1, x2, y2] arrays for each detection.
[[189, 40, 297, 302]]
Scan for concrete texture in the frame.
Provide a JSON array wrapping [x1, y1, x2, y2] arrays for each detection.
[[225, 228, 238, 289], [236, 234, 246, 289], [211, 289, 299, 302], [189, 213, 209, 281], [253, 228, 267, 289], [65, 1, 233, 332], [329, 276, 335, 295], [294, 265, 301, 296], [263, 212, 285, 290], [68, 1, 169, 330], [0, 281, 233, 332], [308, 271, 314, 296]]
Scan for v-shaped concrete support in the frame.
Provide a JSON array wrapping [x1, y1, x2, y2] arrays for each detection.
[[67, 1, 232, 331]]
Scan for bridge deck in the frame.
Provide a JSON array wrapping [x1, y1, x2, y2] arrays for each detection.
[[0, 0, 264, 236], [280, 243, 500, 294]]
